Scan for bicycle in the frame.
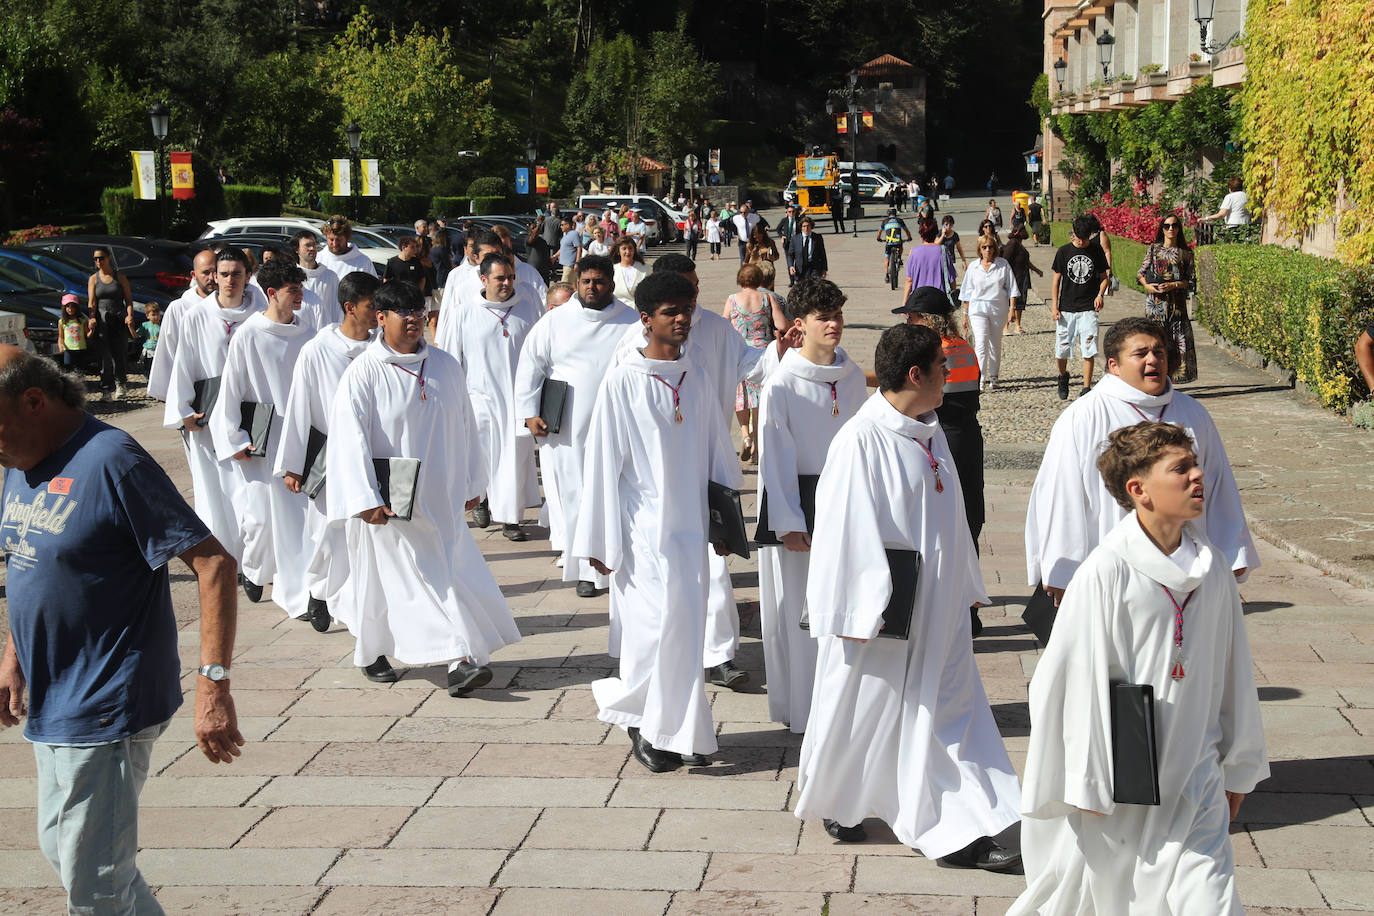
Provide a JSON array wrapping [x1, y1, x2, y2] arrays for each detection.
[[885, 243, 904, 290]]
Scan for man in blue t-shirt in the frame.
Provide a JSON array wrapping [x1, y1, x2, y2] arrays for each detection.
[[0, 346, 242, 912]]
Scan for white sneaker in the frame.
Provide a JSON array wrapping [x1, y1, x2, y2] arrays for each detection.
[[114, 384, 127, 399]]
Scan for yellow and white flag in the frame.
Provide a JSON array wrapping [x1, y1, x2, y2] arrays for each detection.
[[332, 158, 351, 196], [360, 159, 381, 197], [132, 150, 157, 199]]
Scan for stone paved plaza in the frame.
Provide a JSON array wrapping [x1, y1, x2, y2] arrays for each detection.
[[1, 198, 1371, 914]]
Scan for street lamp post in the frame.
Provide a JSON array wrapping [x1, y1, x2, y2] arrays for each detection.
[[1053, 56, 1067, 94], [826, 69, 885, 238], [345, 121, 362, 220], [1096, 31, 1115, 80], [525, 138, 538, 206], [1193, 0, 1240, 54], [148, 102, 170, 238]]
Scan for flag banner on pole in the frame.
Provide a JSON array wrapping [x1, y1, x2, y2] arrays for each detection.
[[708, 148, 721, 174], [534, 166, 549, 192], [132, 151, 156, 200], [171, 151, 195, 200], [861, 111, 874, 130], [332, 158, 351, 196], [834, 115, 848, 135], [361, 159, 381, 197]]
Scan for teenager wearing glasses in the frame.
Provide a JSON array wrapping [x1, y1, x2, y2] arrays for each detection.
[[1137, 216, 1198, 383]]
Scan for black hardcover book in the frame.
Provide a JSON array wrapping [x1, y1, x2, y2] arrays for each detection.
[[239, 402, 274, 458], [191, 376, 222, 419], [877, 548, 922, 640], [754, 474, 820, 546], [540, 378, 570, 434], [707, 480, 750, 559], [1110, 681, 1162, 805], [372, 457, 422, 521], [1023, 585, 1059, 648], [301, 426, 328, 500]]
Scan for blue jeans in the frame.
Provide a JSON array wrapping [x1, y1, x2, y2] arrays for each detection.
[[34, 720, 169, 915]]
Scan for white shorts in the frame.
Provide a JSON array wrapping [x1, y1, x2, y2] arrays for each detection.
[[1055, 311, 1099, 359]]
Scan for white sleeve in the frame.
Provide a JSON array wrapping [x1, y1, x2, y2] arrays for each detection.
[[208, 337, 252, 461], [513, 315, 554, 421]]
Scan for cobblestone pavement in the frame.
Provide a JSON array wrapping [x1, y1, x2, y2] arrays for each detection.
[[0, 196, 1370, 914]]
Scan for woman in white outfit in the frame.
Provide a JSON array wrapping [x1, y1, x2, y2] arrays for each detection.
[[611, 237, 648, 302], [957, 238, 1019, 390], [706, 215, 723, 259]]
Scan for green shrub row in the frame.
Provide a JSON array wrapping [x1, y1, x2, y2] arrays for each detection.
[[1196, 245, 1374, 411], [100, 187, 161, 236], [221, 185, 282, 217]]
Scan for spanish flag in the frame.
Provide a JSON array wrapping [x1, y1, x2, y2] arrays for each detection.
[[171, 151, 194, 200]]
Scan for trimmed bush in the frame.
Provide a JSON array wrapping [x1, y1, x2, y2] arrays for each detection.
[[221, 184, 283, 218], [100, 187, 160, 236], [430, 195, 470, 216], [282, 204, 326, 220], [466, 176, 507, 198], [388, 193, 431, 220], [470, 196, 506, 216], [1196, 245, 1374, 411]]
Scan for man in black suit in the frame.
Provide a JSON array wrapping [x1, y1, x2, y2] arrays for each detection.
[[776, 204, 803, 284], [788, 216, 828, 280]]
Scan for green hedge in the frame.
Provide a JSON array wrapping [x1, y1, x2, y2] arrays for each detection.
[[388, 193, 431, 220], [1196, 245, 1373, 411], [1045, 221, 1146, 294], [221, 184, 283, 218], [431, 195, 470, 216], [466, 176, 506, 198], [100, 187, 160, 236], [470, 196, 507, 216]]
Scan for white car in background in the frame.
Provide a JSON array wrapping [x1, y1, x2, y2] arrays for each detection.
[[200, 218, 398, 271]]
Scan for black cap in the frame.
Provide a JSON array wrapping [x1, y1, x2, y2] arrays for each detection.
[[891, 285, 954, 316]]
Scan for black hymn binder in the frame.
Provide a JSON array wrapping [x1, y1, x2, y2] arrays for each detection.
[[1110, 681, 1162, 805], [191, 376, 221, 419], [372, 457, 421, 521], [1022, 584, 1059, 648], [707, 480, 751, 559], [301, 426, 328, 500], [754, 474, 820, 546], [540, 378, 569, 434], [877, 548, 922, 639], [239, 401, 274, 458]]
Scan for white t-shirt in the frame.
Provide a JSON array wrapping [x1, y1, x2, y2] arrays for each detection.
[[1219, 191, 1250, 225]]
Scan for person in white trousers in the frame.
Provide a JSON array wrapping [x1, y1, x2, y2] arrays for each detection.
[[957, 238, 1020, 390]]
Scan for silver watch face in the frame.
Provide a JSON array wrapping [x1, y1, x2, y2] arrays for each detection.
[[203, 664, 227, 681]]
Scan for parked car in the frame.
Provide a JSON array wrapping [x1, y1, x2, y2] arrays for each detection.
[[577, 194, 676, 243], [0, 247, 92, 300], [784, 172, 897, 205], [22, 236, 192, 307], [199, 217, 324, 239], [0, 264, 62, 357]]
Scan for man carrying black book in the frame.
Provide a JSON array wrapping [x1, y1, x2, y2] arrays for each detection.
[[793, 324, 1022, 870]]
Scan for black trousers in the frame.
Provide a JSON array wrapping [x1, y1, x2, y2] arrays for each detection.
[[941, 419, 986, 547], [93, 310, 129, 388]]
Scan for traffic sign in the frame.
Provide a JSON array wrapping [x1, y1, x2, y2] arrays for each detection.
[[515, 168, 530, 193], [684, 154, 698, 169]]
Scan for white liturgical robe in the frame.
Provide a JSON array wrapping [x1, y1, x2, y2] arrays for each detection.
[[1008, 514, 1268, 916], [1025, 373, 1258, 590], [514, 296, 639, 587], [756, 346, 866, 731], [209, 312, 313, 617], [794, 393, 1020, 858], [326, 337, 520, 667], [316, 243, 376, 280], [301, 263, 339, 321], [572, 350, 737, 756], [147, 286, 208, 401]]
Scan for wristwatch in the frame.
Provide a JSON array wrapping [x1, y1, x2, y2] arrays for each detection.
[[198, 663, 231, 682]]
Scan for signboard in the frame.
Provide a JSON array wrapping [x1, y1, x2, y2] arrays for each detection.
[[534, 166, 549, 193], [131, 151, 156, 200], [802, 158, 829, 182], [684, 153, 698, 169], [332, 158, 351, 196], [171, 151, 194, 200], [360, 159, 381, 197], [515, 167, 530, 193]]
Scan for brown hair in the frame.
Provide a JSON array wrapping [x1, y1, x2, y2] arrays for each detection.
[[1096, 422, 1196, 511], [736, 263, 763, 288]]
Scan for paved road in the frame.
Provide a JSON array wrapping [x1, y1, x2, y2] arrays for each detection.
[[1, 196, 1370, 914]]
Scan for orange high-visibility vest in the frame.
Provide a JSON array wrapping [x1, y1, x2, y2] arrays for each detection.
[[942, 335, 980, 392]]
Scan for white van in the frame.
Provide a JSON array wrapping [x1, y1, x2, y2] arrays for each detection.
[[578, 194, 679, 244]]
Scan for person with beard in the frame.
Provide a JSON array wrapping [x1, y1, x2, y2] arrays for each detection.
[[148, 248, 219, 401], [317, 215, 378, 278]]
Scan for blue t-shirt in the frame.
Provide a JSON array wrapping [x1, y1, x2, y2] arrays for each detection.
[[559, 229, 580, 265], [3, 415, 207, 744]]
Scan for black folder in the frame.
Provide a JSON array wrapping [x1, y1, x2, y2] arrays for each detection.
[[372, 457, 421, 521], [191, 376, 221, 419], [239, 401, 274, 458], [1022, 585, 1059, 648], [1110, 681, 1162, 805], [754, 474, 820, 546], [540, 378, 569, 434], [301, 426, 328, 500], [877, 548, 921, 639], [707, 480, 750, 559]]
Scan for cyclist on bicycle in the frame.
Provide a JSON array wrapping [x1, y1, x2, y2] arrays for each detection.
[[876, 208, 912, 281]]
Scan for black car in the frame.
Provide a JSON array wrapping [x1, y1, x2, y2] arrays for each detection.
[[0, 265, 62, 357], [23, 235, 193, 308]]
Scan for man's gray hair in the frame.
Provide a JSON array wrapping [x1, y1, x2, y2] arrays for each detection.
[[0, 351, 88, 410]]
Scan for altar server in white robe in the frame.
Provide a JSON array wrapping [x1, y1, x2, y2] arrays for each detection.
[[756, 278, 866, 733], [573, 271, 738, 772], [316, 215, 378, 278], [251, 245, 333, 332], [291, 229, 341, 320], [163, 248, 263, 560], [210, 259, 314, 616], [273, 270, 381, 634], [148, 248, 217, 401], [796, 324, 1022, 869], [435, 231, 504, 346], [1026, 317, 1258, 604], [437, 253, 543, 540], [326, 280, 521, 693], [515, 254, 640, 597], [1008, 421, 1267, 915], [489, 222, 549, 300]]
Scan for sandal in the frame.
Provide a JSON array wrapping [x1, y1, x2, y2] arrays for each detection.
[[740, 436, 754, 462]]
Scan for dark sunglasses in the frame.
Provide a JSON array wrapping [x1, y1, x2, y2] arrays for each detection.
[[1162, 222, 1181, 229], [386, 307, 428, 318]]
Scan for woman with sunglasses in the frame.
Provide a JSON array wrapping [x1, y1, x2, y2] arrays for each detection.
[[1137, 216, 1197, 383], [957, 236, 1020, 390], [86, 247, 136, 400]]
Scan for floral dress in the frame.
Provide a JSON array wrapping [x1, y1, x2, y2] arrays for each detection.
[[726, 293, 771, 409], [1139, 244, 1198, 383]]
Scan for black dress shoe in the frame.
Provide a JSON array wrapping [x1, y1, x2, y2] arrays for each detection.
[[238, 572, 264, 603], [708, 659, 749, 689], [576, 580, 598, 598], [306, 597, 332, 633], [501, 523, 529, 542], [447, 659, 492, 696], [362, 656, 398, 683], [969, 606, 983, 638], [472, 499, 491, 528], [936, 837, 1023, 873], [824, 819, 868, 842], [679, 752, 710, 767], [628, 727, 680, 773]]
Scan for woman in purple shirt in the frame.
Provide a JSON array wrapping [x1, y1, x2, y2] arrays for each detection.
[[901, 218, 951, 304]]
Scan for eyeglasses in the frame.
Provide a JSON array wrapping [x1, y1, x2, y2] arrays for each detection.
[[1162, 222, 1181, 230], [979, 244, 995, 250], [93, 255, 108, 262], [386, 307, 428, 318]]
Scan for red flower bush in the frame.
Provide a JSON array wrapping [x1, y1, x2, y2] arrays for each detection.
[[1086, 195, 1191, 245], [5, 224, 63, 246]]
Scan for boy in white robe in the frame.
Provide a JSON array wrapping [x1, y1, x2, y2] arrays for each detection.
[[514, 254, 640, 597], [326, 280, 521, 692], [1026, 317, 1258, 605], [434, 231, 504, 354], [795, 324, 1022, 868], [574, 271, 737, 772], [148, 248, 216, 401], [209, 259, 314, 617], [273, 271, 381, 633], [162, 248, 264, 562], [1009, 422, 1268, 915], [291, 230, 341, 320], [436, 253, 543, 541], [756, 278, 866, 733]]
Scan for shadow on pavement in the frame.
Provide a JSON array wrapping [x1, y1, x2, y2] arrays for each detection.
[[1185, 384, 1293, 400], [1241, 600, 1294, 615]]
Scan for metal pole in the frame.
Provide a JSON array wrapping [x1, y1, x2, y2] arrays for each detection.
[[156, 140, 168, 238], [851, 106, 859, 238]]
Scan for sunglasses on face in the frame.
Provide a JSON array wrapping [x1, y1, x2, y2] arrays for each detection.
[[1162, 222, 1181, 229], [387, 307, 428, 318]]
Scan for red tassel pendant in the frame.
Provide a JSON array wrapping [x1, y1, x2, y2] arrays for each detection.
[[832, 402, 839, 417], [502, 329, 509, 337], [933, 470, 944, 493], [675, 406, 683, 424], [1170, 647, 1185, 681]]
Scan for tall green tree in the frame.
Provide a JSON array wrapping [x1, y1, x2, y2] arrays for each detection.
[[641, 31, 720, 182]]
